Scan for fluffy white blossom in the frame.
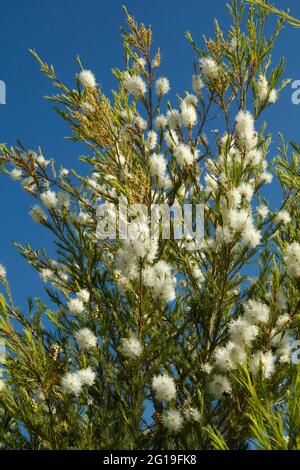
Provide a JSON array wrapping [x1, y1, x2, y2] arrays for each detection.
[[155, 115, 167, 129], [180, 102, 197, 127], [245, 148, 263, 167], [155, 77, 170, 95], [166, 109, 181, 129], [41, 190, 58, 209], [257, 204, 269, 218], [243, 299, 270, 324], [235, 110, 258, 152], [229, 317, 259, 346], [268, 89, 278, 104], [0, 264, 6, 280], [80, 102, 95, 115], [10, 168, 22, 180], [209, 374, 232, 399], [145, 130, 158, 150], [123, 72, 147, 96], [143, 260, 176, 302], [40, 268, 54, 282], [164, 129, 179, 150], [30, 205, 48, 223], [257, 74, 269, 103], [249, 351, 275, 378], [74, 328, 97, 350], [162, 409, 183, 433], [275, 210, 291, 224], [78, 69, 97, 89], [77, 288, 90, 303], [192, 74, 204, 94], [133, 115, 147, 131], [61, 372, 83, 395], [149, 153, 167, 180], [76, 367, 96, 386], [215, 342, 247, 371], [68, 298, 85, 315], [152, 373, 176, 401], [200, 57, 219, 82], [285, 242, 300, 277], [259, 171, 273, 184], [173, 143, 194, 166], [183, 405, 201, 422], [120, 336, 143, 359]]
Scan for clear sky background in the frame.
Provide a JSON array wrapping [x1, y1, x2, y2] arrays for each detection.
[[1, 0, 300, 311]]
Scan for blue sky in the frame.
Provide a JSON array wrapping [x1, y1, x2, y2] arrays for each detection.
[[1, 0, 300, 310]]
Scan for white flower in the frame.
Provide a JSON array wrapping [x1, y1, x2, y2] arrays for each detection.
[[68, 298, 85, 315], [165, 129, 179, 150], [243, 299, 269, 324], [192, 74, 204, 94], [200, 57, 219, 82], [41, 190, 58, 209], [77, 288, 90, 303], [257, 204, 269, 218], [10, 168, 22, 180], [166, 109, 181, 129], [238, 182, 254, 202], [77, 211, 92, 225], [155, 115, 167, 129], [204, 173, 218, 194], [149, 153, 167, 179], [76, 367, 96, 386], [257, 74, 269, 103], [80, 102, 95, 115], [183, 405, 201, 422], [57, 191, 70, 208], [227, 188, 242, 208], [152, 373, 176, 401], [180, 102, 197, 127], [60, 168, 69, 177], [201, 363, 212, 374], [74, 328, 97, 350], [120, 336, 143, 359], [30, 205, 48, 223], [0, 379, 4, 391], [0, 264, 6, 280], [143, 261, 176, 302], [268, 89, 278, 103], [40, 268, 54, 282], [209, 374, 232, 399], [183, 93, 198, 107], [249, 351, 275, 379], [173, 143, 194, 166], [285, 242, 300, 277], [133, 115, 147, 131], [163, 409, 183, 433], [259, 172, 273, 184], [190, 264, 204, 283], [229, 317, 259, 346], [275, 210, 291, 224], [155, 77, 170, 96], [145, 130, 157, 150], [123, 72, 147, 96], [241, 223, 261, 248], [245, 149, 263, 167], [214, 342, 247, 371], [36, 154, 50, 167], [235, 110, 258, 152], [61, 372, 83, 395], [78, 70, 97, 89]]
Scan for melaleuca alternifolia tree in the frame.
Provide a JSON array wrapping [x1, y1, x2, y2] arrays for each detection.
[[0, 0, 300, 450]]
